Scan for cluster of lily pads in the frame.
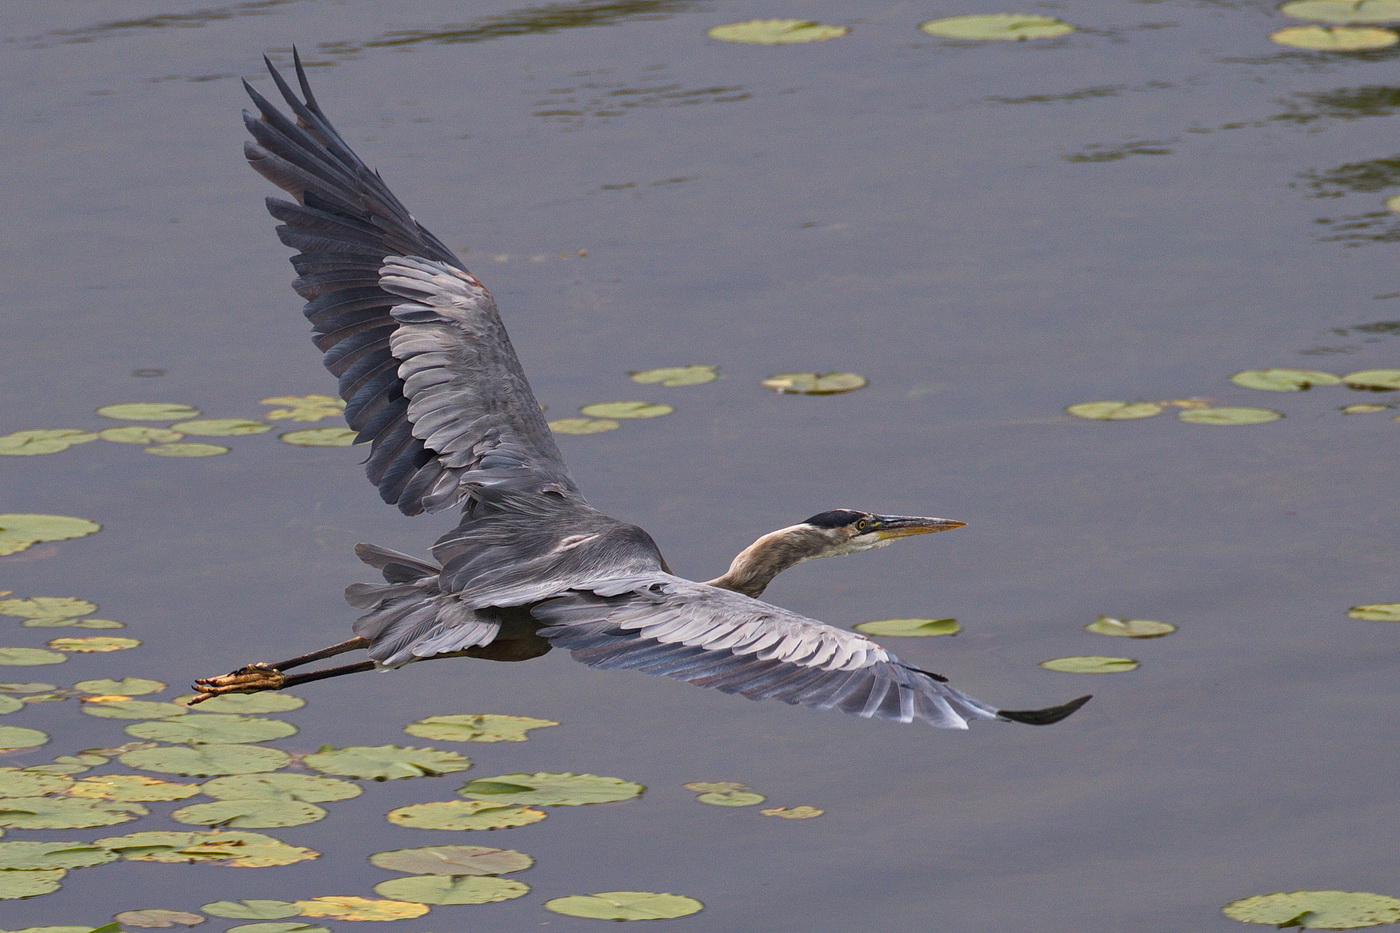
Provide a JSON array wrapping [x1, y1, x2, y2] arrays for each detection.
[[705, 15, 1075, 44], [1270, 0, 1400, 51], [1067, 366, 1400, 425]]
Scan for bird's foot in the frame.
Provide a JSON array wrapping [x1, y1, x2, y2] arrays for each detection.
[[190, 664, 287, 704]]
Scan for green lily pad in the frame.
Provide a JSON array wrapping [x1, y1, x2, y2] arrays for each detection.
[[1343, 368, 1400, 390], [761, 805, 824, 819], [0, 840, 116, 870], [457, 772, 644, 806], [0, 867, 65, 900], [0, 430, 99, 456], [73, 678, 165, 696], [98, 426, 184, 445], [0, 598, 97, 620], [1084, 615, 1177, 638], [386, 800, 548, 831], [144, 443, 230, 458], [278, 428, 357, 447], [81, 698, 188, 719], [66, 775, 200, 802], [369, 844, 533, 876], [0, 728, 48, 751], [1177, 406, 1282, 425], [0, 649, 66, 667], [124, 714, 297, 745], [183, 692, 304, 713], [1222, 890, 1400, 929], [1269, 24, 1399, 47], [0, 697, 20, 715], [374, 873, 529, 905], [96, 403, 201, 421], [292, 896, 428, 921], [169, 419, 270, 437], [0, 683, 57, 694], [200, 773, 361, 803], [261, 394, 345, 422], [94, 829, 319, 867], [225, 925, 328, 933], [119, 743, 291, 776], [695, 788, 765, 807], [578, 401, 674, 419], [1229, 368, 1341, 391], [171, 798, 327, 829], [1279, 0, 1400, 22], [1039, 656, 1140, 673], [1340, 403, 1392, 413], [403, 714, 558, 743], [0, 770, 71, 796], [23, 617, 122, 629], [854, 618, 960, 637], [548, 417, 620, 435], [199, 900, 302, 920], [22, 753, 106, 775], [1066, 401, 1163, 420], [0, 797, 146, 830], [761, 372, 867, 395], [112, 909, 205, 928], [629, 365, 719, 386], [707, 18, 849, 44], [0, 514, 100, 547], [545, 891, 704, 921], [1348, 602, 1400, 621], [47, 636, 140, 653], [920, 13, 1075, 39], [303, 744, 470, 781]]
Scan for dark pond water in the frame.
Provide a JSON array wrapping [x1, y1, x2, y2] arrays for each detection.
[[0, 1, 1396, 930]]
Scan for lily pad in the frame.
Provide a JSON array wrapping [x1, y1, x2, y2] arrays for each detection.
[[0, 867, 65, 900], [1269, 24, 1399, 48], [548, 418, 620, 435], [96, 403, 200, 421], [199, 900, 302, 920], [0, 649, 66, 667], [119, 743, 291, 776], [292, 897, 428, 921], [761, 805, 824, 819], [23, 753, 106, 775], [1039, 656, 1140, 674], [47, 636, 140, 653], [278, 428, 357, 447], [0, 697, 21, 714], [303, 744, 470, 780], [1348, 602, 1400, 621], [1279, 0, 1400, 22], [1222, 890, 1400, 929], [66, 775, 200, 802], [707, 18, 849, 44], [404, 713, 557, 743], [369, 844, 533, 876], [457, 772, 644, 806], [0, 770, 71, 796], [73, 678, 165, 696], [94, 829, 319, 867], [23, 617, 122, 629], [0, 430, 99, 457], [112, 909, 205, 928], [695, 788, 765, 807], [374, 873, 529, 905], [0, 728, 48, 751], [0, 841, 117, 870], [545, 891, 704, 921], [200, 773, 361, 803], [169, 419, 270, 437], [386, 800, 548, 831], [1177, 406, 1282, 425], [1084, 615, 1177, 638], [854, 617, 960, 637], [0, 683, 57, 694], [1229, 368, 1341, 391], [920, 13, 1075, 39], [98, 426, 184, 445], [761, 372, 867, 395], [261, 394, 345, 422], [1340, 403, 1392, 413], [144, 443, 230, 458], [1343, 368, 1400, 390], [1065, 401, 1163, 420], [184, 692, 304, 713], [171, 799, 327, 829], [81, 698, 188, 719], [0, 598, 96, 620], [225, 925, 328, 933], [0, 515, 100, 547], [0, 797, 146, 830], [578, 401, 674, 419], [124, 714, 297, 745], [629, 365, 718, 386]]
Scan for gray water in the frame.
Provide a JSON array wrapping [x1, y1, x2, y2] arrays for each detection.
[[0, 1, 1396, 930]]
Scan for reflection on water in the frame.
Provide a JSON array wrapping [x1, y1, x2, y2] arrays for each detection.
[[22, 0, 306, 48], [535, 73, 750, 128]]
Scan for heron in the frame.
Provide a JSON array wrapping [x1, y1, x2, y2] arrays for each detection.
[[193, 54, 1091, 730]]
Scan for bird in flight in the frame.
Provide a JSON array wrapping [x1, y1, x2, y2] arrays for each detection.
[[193, 53, 1089, 730]]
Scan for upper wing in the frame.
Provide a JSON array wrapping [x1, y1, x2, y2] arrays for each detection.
[[531, 575, 1090, 729], [243, 52, 577, 515]]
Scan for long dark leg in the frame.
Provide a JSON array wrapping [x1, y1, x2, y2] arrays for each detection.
[[191, 636, 372, 703], [265, 636, 370, 672]]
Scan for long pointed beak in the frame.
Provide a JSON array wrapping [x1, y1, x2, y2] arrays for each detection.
[[871, 515, 966, 540]]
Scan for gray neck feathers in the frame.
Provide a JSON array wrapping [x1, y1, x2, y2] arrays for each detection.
[[704, 524, 831, 598]]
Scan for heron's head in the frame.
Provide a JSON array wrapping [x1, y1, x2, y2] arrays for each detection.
[[800, 509, 966, 558]]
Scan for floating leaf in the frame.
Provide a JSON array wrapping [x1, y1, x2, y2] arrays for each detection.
[[1177, 406, 1282, 425], [0, 797, 146, 830], [374, 873, 529, 905], [0, 728, 48, 751], [0, 867, 65, 899], [920, 12, 1075, 39], [0, 430, 98, 457], [224, 925, 328, 933], [303, 744, 470, 780], [578, 401, 674, 419], [0, 649, 66, 667], [707, 18, 849, 43], [1222, 890, 1400, 929], [761, 372, 867, 395], [1341, 403, 1391, 413], [47, 636, 140, 653], [199, 900, 302, 920], [1065, 401, 1162, 420], [0, 598, 94, 620], [0, 770, 71, 796], [695, 788, 765, 807], [0, 515, 100, 547], [1279, 0, 1400, 22], [200, 773, 361, 803], [144, 443, 229, 458], [1229, 368, 1341, 391], [386, 800, 548, 831], [0, 840, 116, 870], [278, 428, 357, 447], [761, 806, 824, 819], [260, 394, 345, 422], [1348, 602, 1400, 621], [1269, 24, 1399, 47], [82, 698, 188, 720], [1084, 615, 1177, 638], [369, 844, 533, 876], [74, 678, 165, 696], [292, 896, 428, 921], [457, 772, 643, 806], [854, 618, 960, 637], [119, 743, 291, 776], [545, 891, 704, 921], [0, 697, 20, 714], [23, 753, 106, 775], [125, 714, 296, 745], [1039, 656, 1139, 674], [629, 365, 719, 386], [0, 683, 57, 694], [94, 829, 319, 868], [548, 417, 619, 435], [98, 426, 184, 445], [97, 403, 201, 421], [172, 799, 327, 829], [169, 419, 270, 437], [404, 713, 558, 743], [112, 909, 205, 928], [23, 617, 122, 629], [1343, 368, 1400, 390], [66, 775, 200, 802], [183, 692, 304, 714]]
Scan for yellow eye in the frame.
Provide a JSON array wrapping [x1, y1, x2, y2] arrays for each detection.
[[856, 519, 867, 531]]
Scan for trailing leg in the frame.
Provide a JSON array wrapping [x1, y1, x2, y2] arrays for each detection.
[[191, 636, 371, 703]]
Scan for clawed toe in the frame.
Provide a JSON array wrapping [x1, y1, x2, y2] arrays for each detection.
[[190, 663, 287, 703]]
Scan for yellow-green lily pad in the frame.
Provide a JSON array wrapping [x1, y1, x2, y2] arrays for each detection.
[[46, 636, 140, 653], [172, 798, 327, 829], [170, 418, 270, 437], [1340, 403, 1391, 413], [292, 896, 428, 921], [0, 727, 48, 751], [761, 805, 824, 819], [1269, 24, 1399, 47], [1038, 656, 1139, 673], [96, 403, 200, 421], [94, 829, 319, 867], [22, 753, 106, 775], [386, 799, 548, 831], [0, 796, 146, 830], [1279, 0, 1400, 22], [707, 18, 849, 44], [200, 773, 362, 803], [113, 910, 205, 928], [261, 394, 345, 422], [144, 442, 230, 457], [684, 781, 765, 806], [1348, 602, 1400, 621], [578, 401, 674, 419], [0, 697, 21, 715], [1343, 368, 1400, 390], [0, 598, 97, 620], [303, 744, 470, 781], [549, 417, 620, 435], [545, 891, 704, 921], [457, 772, 644, 806], [374, 873, 529, 905], [0, 867, 65, 900], [0, 840, 116, 870], [73, 677, 165, 696], [98, 426, 184, 445], [1229, 368, 1341, 390], [81, 698, 188, 719], [0, 770, 70, 796], [119, 743, 291, 777], [403, 713, 558, 743], [0, 514, 100, 547], [199, 900, 302, 920], [1177, 406, 1282, 425], [23, 617, 122, 629], [1222, 890, 1400, 929], [0, 649, 67, 667], [920, 13, 1076, 40], [854, 618, 960, 637], [1084, 615, 1177, 638], [278, 428, 357, 447], [225, 924, 328, 933], [1066, 401, 1162, 420], [369, 844, 533, 876], [0, 430, 98, 456], [629, 365, 719, 386], [65, 775, 200, 802], [124, 714, 296, 745], [184, 692, 304, 713], [761, 372, 867, 395]]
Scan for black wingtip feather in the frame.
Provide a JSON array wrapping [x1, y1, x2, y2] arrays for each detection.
[[999, 694, 1092, 726]]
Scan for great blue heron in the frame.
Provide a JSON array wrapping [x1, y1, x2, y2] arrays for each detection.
[[193, 54, 1090, 730]]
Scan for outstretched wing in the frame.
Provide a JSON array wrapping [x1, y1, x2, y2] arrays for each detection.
[[243, 53, 577, 515], [532, 576, 1090, 729]]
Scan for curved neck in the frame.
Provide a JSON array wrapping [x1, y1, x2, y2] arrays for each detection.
[[704, 524, 828, 598]]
